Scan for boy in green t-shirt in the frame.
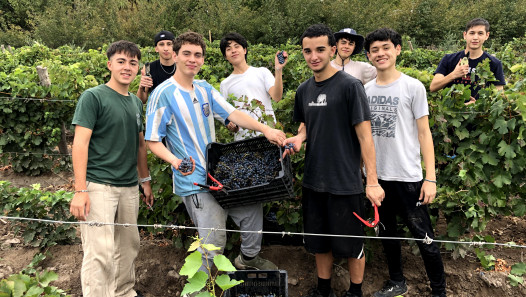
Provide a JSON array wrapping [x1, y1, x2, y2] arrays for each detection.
[[70, 40, 153, 297]]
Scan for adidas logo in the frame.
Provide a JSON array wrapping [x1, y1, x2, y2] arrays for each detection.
[[193, 97, 198, 104]]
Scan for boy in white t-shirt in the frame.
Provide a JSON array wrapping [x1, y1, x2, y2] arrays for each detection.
[[364, 28, 446, 297], [218, 32, 289, 270], [220, 32, 288, 140]]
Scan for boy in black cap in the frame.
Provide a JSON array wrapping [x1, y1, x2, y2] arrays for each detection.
[[137, 30, 176, 103], [331, 28, 376, 85]]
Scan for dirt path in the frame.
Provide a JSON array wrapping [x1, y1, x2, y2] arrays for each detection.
[[1, 169, 525, 296]]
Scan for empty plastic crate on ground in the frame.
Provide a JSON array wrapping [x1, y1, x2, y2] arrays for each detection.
[[224, 270, 288, 297], [206, 136, 294, 208]]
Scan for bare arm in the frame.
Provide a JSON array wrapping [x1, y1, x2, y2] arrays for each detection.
[[136, 66, 153, 104], [354, 120, 385, 206], [137, 132, 153, 206], [268, 51, 288, 102], [227, 110, 285, 146], [416, 116, 437, 204], [70, 125, 92, 221], [146, 141, 195, 176]]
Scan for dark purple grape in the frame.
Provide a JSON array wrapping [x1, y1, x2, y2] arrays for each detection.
[[284, 143, 294, 150], [178, 157, 193, 173], [277, 51, 285, 64]]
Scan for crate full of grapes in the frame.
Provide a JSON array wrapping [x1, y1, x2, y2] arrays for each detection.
[[205, 136, 294, 208], [224, 270, 288, 297]]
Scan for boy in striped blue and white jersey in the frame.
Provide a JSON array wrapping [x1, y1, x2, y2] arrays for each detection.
[[145, 32, 285, 273]]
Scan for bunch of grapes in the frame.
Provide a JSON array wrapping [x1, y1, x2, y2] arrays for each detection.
[[178, 157, 193, 173], [277, 51, 285, 64], [213, 150, 281, 190], [284, 143, 294, 150]]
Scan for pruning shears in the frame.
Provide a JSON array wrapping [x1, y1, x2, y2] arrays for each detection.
[[353, 204, 380, 228], [193, 173, 228, 194]]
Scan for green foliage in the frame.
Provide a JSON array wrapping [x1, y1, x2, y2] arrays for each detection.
[[475, 248, 496, 270], [2, 0, 526, 48], [508, 262, 526, 286], [0, 253, 69, 297], [179, 237, 243, 297], [430, 58, 526, 250], [0, 182, 77, 249], [1, 39, 525, 258]]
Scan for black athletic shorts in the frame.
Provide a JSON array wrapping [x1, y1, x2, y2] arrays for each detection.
[[302, 186, 366, 259]]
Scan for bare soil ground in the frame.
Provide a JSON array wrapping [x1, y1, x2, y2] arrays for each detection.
[[1, 169, 525, 297]]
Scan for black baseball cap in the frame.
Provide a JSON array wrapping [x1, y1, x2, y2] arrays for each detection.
[[334, 28, 364, 56], [154, 30, 175, 46]]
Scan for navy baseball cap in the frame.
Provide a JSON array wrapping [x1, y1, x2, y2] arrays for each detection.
[[154, 30, 175, 46]]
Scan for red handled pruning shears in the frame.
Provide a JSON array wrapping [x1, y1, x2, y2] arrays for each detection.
[[353, 204, 380, 228], [193, 173, 228, 194]]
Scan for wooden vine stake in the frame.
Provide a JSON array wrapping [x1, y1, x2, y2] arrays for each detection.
[[36, 65, 51, 87]]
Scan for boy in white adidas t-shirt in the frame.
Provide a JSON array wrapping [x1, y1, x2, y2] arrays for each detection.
[[364, 28, 446, 297]]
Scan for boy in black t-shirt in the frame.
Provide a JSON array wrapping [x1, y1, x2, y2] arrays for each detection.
[[136, 30, 176, 103], [430, 18, 505, 104], [283, 24, 384, 297]]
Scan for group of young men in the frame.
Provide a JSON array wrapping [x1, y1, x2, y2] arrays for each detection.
[[69, 17, 505, 297]]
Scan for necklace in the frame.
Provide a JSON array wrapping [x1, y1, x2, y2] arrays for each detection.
[[160, 63, 176, 75]]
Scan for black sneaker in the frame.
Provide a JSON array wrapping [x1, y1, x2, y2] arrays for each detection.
[[302, 288, 337, 297], [340, 291, 362, 297], [373, 279, 408, 297]]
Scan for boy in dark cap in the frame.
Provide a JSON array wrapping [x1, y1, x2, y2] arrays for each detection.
[[331, 28, 376, 85], [137, 30, 176, 103]]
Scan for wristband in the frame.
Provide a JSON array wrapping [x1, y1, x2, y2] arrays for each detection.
[[365, 184, 381, 187], [75, 189, 88, 193], [139, 176, 152, 183], [424, 178, 437, 184]]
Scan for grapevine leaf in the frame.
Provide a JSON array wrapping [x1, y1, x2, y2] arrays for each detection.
[[180, 271, 207, 296], [492, 173, 511, 188], [497, 140, 516, 159], [511, 263, 526, 276], [481, 152, 499, 166], [514, 203, 526, 217], [508, 274, 524, 286], [493, 118, 508, 134], [179, 251, 202, 278], [202, 243, 221, 251], [213, 254, 237, 272], [215, 274, 244, 291]]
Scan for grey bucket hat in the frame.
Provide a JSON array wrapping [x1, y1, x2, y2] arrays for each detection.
[[334, 28, 364, 55]]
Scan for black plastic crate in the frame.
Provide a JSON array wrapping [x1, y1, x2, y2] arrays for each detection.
[[224, 270, 288, 297], [206, 136, 294, 208]]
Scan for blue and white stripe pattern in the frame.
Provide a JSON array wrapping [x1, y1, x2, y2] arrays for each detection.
[[145, 77, 236, 196]]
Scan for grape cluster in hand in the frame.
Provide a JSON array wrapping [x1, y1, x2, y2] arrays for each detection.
[[178, 157, 193, 173], [277, 51, 285, 64], [213, 150, 280, 190], [284, 143, 294, 150]]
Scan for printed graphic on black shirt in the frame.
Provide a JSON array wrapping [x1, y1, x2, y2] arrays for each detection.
[[452, 67, 475, 86], [368, 95, 399, 138], [308, 94, 327, 106]]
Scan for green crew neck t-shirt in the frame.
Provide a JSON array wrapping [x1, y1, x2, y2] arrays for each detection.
[[72, 84, 143, 186]]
